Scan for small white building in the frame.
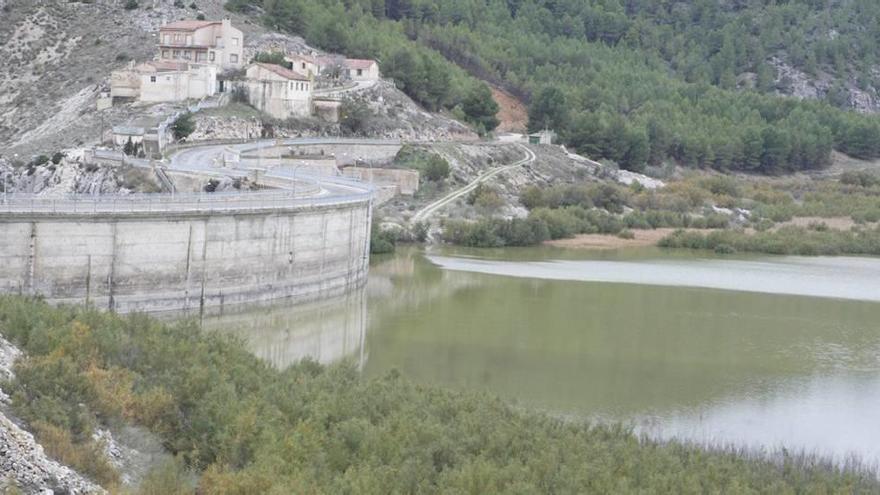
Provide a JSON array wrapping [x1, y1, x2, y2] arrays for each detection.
[[344, 59, 380, 81], [244, 63, 312, 120], [110, 60, 217, 103], [139, 61, 217, 102]]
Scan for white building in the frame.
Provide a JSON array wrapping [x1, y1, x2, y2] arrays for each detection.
[[344, 59, 380, 81], [111, 61, 216, 103], [244, 63, 312, 120], [157, 19, 244, 71], [139, 61, 217, 102]]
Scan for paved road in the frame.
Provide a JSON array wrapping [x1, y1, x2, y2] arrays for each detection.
[[410, 143, 536, 224], [167, 137, 402, 199]]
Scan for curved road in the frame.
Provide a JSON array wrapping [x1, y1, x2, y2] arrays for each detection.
[[167, 137, 402, 199], [411, 143, 536, 223]]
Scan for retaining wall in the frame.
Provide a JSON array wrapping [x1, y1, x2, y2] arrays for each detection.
[[0, 199, 371, 314]]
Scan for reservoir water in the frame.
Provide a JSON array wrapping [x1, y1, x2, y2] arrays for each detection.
[[203, 246, 880, 467]]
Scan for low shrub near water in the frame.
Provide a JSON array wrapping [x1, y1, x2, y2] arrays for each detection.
[[659, 225, 880, 256], [1, 297, 878, 492]]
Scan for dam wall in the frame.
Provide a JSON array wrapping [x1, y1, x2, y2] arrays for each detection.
[[0, 192, 372, 314]]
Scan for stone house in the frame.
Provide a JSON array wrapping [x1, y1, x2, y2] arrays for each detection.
[[157, 19, 243, 71], [244, 63, 312, 120], [285, 54, 321, 77], [344, 59, 380, 81]]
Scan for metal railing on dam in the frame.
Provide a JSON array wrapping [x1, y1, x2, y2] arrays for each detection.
[[0, 188, 371, 216]]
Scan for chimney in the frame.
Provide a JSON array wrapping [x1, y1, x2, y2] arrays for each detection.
[[222, 18, 231, 30]]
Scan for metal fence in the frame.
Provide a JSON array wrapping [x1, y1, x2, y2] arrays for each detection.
[[0, 188, 371, 215]]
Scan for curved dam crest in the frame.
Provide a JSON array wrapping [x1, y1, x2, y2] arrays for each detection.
[[0, 140, 376, 313]]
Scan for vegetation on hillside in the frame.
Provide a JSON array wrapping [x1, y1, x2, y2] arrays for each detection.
[[226, 0, 880, 173], [441, 168, 880, 254], [1, 297, 877, 492]]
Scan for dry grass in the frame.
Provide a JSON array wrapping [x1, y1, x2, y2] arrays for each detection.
[[545, 228, 706, 249]]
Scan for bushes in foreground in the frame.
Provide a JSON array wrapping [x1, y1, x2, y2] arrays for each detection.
[[1, 297, 878, 493]]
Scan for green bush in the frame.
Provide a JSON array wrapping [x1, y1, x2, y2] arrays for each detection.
[[171, 113, 195, 141], [0, 298, 877, 492]]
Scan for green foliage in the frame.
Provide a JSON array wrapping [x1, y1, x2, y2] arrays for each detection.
[[123, 0, 138, 10], [171, 113, 195, 141], [370, 219, 397, 254], [251, 51, 288, 67], [231, 0, 880, 173], [460, 83, 499, 134], [840, 171, 880, 188], [528, 86, 569, 132], [50, 152, 64, 165], [339, 98, 373, 135], [660, 226, 880, 256], [0, 297, 877, 492], [393, 146, 450, 183], [467, 183, 504, 210]]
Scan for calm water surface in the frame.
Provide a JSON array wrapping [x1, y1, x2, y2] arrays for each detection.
[[204, 246, 880, 466]]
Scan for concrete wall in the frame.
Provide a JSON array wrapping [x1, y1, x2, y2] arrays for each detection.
[[342, 167, 419, 195], [140, 66, 217, 102], [0, 201, 371, 314]]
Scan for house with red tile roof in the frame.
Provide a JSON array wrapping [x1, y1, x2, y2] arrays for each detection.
[[344, 59, 380, 81]]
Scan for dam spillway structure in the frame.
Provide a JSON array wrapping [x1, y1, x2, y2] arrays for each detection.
[[0, 150, 374, 314]]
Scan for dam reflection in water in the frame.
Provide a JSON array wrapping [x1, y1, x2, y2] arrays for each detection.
[[200, 289, 368, 370]]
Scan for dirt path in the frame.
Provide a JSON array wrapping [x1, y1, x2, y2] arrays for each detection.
[[411, 144, 536, 224]]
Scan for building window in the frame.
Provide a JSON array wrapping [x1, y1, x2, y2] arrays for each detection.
[[163, 34, 170, 44], [150, 76, 156, 83], [209, 52, 215, 62], [357, 69, 363, 76], [183, 51, 191, 60], [173, 50, 180, 58], [230, 54, 238, 63], [302, 63, 306, 70], [162, 50, 169, 58], [232, 37, 239, 47]]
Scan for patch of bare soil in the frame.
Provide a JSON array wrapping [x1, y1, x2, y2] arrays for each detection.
[[545, 228, 705, 250], [491, 86, 527, 133]]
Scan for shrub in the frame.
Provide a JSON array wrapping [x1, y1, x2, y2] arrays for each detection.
[[171, 112, 195, 141], [423, 155, 450, 182], [370, 221, 397, 254], [123, 0, 138, 10], [617, 229, 635, 239]]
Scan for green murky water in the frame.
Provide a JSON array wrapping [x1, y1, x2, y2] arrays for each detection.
[[204, 246, 880, 464]]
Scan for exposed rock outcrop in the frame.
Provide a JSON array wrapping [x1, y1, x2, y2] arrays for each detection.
[[0, 336, 104, 494]]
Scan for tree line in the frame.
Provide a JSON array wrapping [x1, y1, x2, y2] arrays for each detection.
[[226, 0, 880, 172]]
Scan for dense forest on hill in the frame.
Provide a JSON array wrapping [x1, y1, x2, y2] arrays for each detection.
[[225, 0, 880, 173]]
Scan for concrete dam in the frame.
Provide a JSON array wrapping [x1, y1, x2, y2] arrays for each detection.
[[0, 140, 377, 313]]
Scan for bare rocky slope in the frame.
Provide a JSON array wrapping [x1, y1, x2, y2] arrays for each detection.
[[0, 0, 474, 158], [0, 0, 272, 155], [0, 337, 104, 494]]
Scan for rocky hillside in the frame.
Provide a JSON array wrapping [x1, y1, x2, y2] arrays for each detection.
[[0, 154, 162, 196], [0, 0, 264, 155], [0, 0, 476, 159], [0, 336, 104, 494]]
